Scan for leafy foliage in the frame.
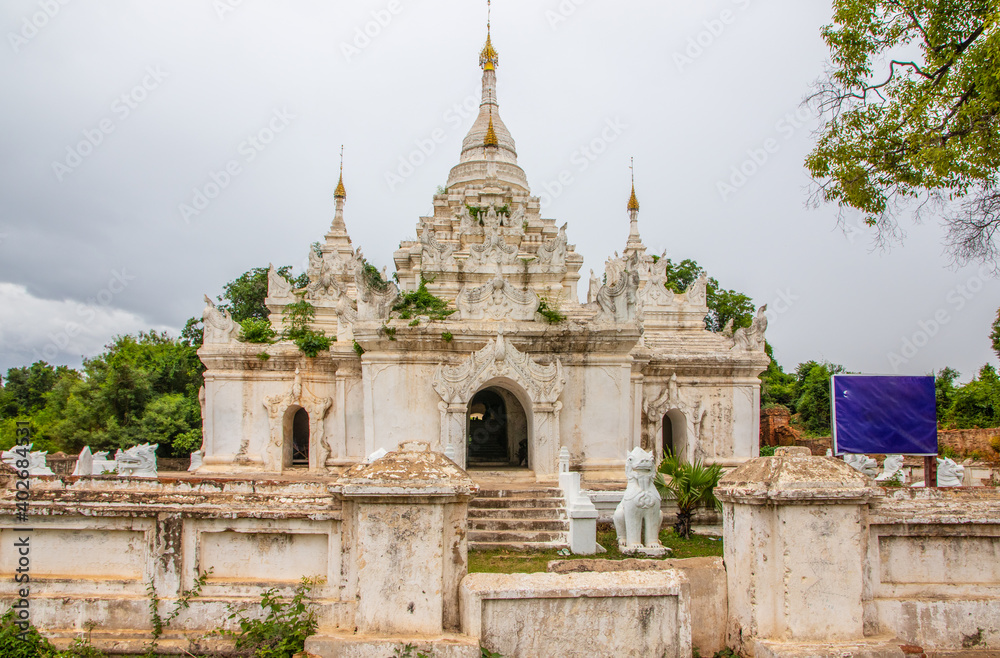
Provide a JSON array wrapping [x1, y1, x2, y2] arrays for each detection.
[[939, 364, 1000, 428], [219, 266, 305, 323], [807, 1, 1000, 265], [0, 333, 204, 457], [992, 306, 1000, 359], [660, 258, 756, 332], [0, 609, 58, 657], [654, 452, 723, 540], [759, 343, 797, 409], [283, 299, 333, 358], [239, 318, 277, 344], [146, 570, 211, 657], [222, 578, 319, 658], [795, 361, 846, 434], [536, 298, 567, 324], [393, 278, 455, 321]]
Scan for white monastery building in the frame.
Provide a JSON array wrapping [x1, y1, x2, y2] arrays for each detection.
[[195, 19, 770, 482]]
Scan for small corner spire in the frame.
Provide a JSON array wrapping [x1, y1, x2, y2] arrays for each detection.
[[627, 158, 640, 213], [479, 0, 499, 70], [334, 145, 347, 199], [484, 109, 499, 147]]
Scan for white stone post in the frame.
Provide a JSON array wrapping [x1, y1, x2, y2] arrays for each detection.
[[716, 446, 879, 657], [319, 441, 480, 657], [557, 446, 598, 555]]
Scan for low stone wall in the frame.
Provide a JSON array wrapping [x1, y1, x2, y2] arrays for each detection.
[[460, 570, 691, 658], [547, 557, 727, 656], [866, 487, 1000, 651], [0, 476, 350, 635], [44, 455, 191, 475], [938, 426, 1000, 459], [717, 449, 1000, 656]]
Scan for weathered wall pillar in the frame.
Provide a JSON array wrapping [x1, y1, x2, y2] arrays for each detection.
[[716, 446, 879, 656], [314, 441, 480, 657]]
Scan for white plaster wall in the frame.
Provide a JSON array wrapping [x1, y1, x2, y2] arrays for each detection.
[[461, 570, 691, 658], [363, 359, 444, 454]]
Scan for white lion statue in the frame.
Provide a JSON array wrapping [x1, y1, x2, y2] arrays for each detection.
[[1, 444, 54, 476], [613, 447, 666, 556], [875, 455, 906, 484], [844, 453, 878, 478], [114, 443, 158, 478], [936, 457, 964, 487]]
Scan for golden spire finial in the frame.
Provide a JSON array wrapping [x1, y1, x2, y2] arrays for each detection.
[[484, 109, 499, 147], [627, 158, 640, 212], [334, 145, 347, 199], [479, 0, 499, 70]]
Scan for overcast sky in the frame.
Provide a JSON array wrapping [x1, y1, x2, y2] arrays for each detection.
[[1, 0, 998, 381]]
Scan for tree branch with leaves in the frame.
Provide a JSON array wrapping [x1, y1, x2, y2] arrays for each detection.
[[807, 1, 1000, 267]]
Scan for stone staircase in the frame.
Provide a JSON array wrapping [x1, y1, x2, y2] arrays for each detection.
[[467, 487, 569, 551]]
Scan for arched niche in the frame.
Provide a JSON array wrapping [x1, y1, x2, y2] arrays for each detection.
[[466, 385, 531, 469], [663, 409, 689, 462], [433, 334, 563, 474]]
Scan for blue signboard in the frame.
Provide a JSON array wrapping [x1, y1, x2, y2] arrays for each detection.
[[831, 375, 937, 456]]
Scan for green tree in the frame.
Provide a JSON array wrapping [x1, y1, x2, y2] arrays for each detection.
[[654, 452, 723, 540], [0, 362, 72, 417], [183, 265, 305, 347], [991, 307, 1000, 359], [935, 366, 961, 419], [946, 364, 1000, 428], [661, 258, 757, 332], [807, 1, 1000, 265], [760, 343, 797, 410], [139, 393, 203, 455], [795, 361, 846, 434]]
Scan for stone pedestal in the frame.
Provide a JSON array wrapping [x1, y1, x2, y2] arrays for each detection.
[[716, 446, 880, 656], [308, 441, 480, 658]]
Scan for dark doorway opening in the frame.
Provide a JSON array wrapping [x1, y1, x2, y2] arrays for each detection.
[[663, 414, 674, 458], [467, 389, 509, 466], [292, 408, 310, 466]]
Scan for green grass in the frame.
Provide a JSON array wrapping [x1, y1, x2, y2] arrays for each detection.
[[468, 526, 723, 574]]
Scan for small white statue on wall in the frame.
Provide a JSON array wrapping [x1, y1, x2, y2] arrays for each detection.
[[844, 453, 879, 478], [613, 447, 667, 557], [936, 457, 965, 487], [1, 444, 54, 476], [114, 443, 158, 478], [875, 455, 906, 484]]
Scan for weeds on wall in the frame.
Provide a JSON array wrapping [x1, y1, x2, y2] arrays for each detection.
[[220, 577, 320, 658], [536, 299, 566, 324], [283, 299, 333, 357], [146, 569, 211, 656], [393, 277, 455, 321]]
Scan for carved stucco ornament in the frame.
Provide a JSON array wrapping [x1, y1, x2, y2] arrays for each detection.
[[433, 332, 565, 406], [263, 368, 333, 471], [595, 268, 640, 324], [642, 373, 707, 461], [419, 223, 456, 268], [456, 267, 539, 321], [530, 223, 568, 273], [637, 253, 676, 308], [267, 263, 295, 303], [732, 304, 768, 352], [201, 295, 240, 344], [465, 225, 520, 272], [355, 258, 399, 322]]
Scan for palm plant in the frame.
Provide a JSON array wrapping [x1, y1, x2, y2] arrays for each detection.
[[654, 451, 723, 539]]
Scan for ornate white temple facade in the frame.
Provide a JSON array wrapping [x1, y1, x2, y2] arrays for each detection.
[[195, 26, 770, 481]]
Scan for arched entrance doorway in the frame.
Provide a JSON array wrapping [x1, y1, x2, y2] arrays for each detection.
[[466, 386, 529, 468], [291, 408, 310, 467], [662, 409, 688, 462], [663, 415, 674, 457]]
